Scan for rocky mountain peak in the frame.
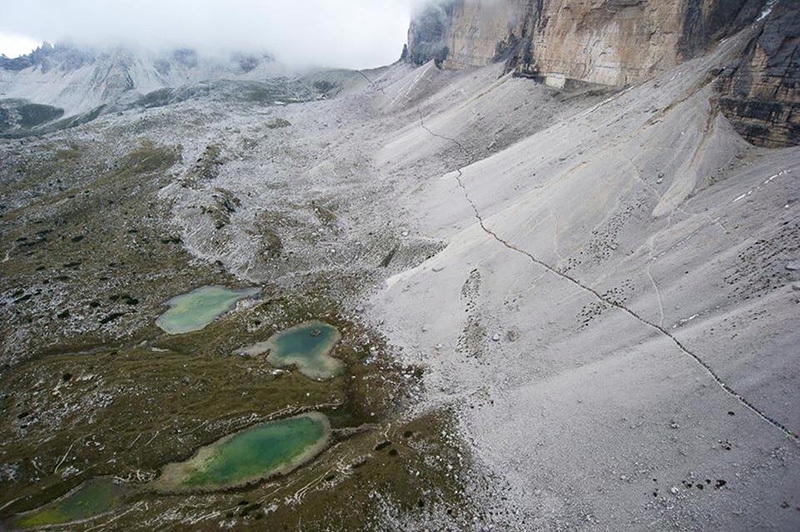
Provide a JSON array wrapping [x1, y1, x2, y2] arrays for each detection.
[[0, 43, 286, 116]]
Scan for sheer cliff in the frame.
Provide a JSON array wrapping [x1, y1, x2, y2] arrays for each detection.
[[717, 0, 800, 147], [407, 0, 768, 84], [406, 0, 797, 147]]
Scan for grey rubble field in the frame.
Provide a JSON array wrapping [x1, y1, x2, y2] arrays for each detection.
[[1, 23, 799, 532], [373, 30, 800, 531]]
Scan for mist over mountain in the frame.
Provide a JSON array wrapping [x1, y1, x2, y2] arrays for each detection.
[[0, 0, 426, 69], [0, 42, 304, 117]]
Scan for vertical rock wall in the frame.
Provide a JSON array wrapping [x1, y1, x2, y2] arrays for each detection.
[[406, 0, 799, 148], [717, 1, 799, 147], [407, 0, 768, 85]]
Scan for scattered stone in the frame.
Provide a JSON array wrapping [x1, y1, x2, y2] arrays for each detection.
[[432, 266, 445, 272], [491, 333, 501, 342], [670, 487, 679, 495], [786, 262, 800, 271], [265, 118, 291, 129], [99, 312, 124, 324], [374, 440, 392, 451], [350, 458, 368, 469], [792, 283, 800, 291]]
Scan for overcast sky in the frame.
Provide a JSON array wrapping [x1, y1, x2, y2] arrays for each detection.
[[0, 0, 431, 69]]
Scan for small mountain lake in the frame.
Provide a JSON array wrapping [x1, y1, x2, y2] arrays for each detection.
[[154, 412, 331, 492], [14, 478, 126, 528], [238, 320, 344, 379], [155, 285, 259, 334]]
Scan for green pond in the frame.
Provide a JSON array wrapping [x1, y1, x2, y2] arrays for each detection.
[[155, 285, 259, 334], [156, 412, 330, 492], [14, 478, 126, 528], [238, 320, 344, 379]]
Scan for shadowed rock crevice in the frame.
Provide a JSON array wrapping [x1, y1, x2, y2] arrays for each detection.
[[678, 0, 767, 60]]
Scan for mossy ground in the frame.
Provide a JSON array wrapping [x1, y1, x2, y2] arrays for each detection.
[[13, 478, 126, 528], [1, 284, 469, 530], [0, 139, 221, 363], [0, 137, 472, 529]]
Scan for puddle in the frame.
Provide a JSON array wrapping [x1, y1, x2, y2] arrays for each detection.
[[154, 412, 330, 492], [14, 478, 126, 528], [155, 285, 259, 334], [238, 320, 343, 379]]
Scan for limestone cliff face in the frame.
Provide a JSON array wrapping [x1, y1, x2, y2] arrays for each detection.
[[408, 0, 766, 85], [518, 0, 688, 86], [440, 0, 528, 69], [405, 1, 457, 65], [406, 0, 527, 69], [406, 0, 799, 147], [717, 1, 799, 147]]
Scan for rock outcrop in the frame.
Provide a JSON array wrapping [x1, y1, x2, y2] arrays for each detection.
[[717, 0, 800, 147], [407, 0, 767, 84], [406, 0, 798, 146], [404, 1, 457, 66], [406, 0, 527, 69]]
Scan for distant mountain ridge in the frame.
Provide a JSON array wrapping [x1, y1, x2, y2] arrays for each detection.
[[0, 42, 288, 115]]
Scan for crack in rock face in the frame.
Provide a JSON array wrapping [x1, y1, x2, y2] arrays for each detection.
[[418, 115, 797, 441]]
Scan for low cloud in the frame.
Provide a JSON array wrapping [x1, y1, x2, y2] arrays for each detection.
[[0, 0, 438, 69]]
